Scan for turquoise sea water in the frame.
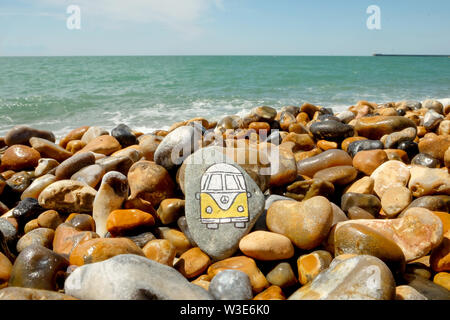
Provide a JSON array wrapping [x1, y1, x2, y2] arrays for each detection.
[[0, 56, 449, 137]]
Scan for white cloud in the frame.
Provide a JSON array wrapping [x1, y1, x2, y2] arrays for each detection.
[[38, 0, 224, 36]]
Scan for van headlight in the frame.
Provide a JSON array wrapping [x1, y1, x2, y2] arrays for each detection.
[[206, 206, 213, 214], [237, 205, 244, 212]]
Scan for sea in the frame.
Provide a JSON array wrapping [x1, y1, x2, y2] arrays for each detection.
[[0, 56, 449, 138]]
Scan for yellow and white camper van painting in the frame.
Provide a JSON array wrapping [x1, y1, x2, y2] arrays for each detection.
[[196, 163, 251, 229]]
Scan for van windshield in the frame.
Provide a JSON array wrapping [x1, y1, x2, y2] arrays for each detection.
[[207, 174, 223, 190], [225, 174, 239, 191]]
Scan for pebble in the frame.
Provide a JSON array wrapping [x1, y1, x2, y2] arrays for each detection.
[[403, 273, 450, 300], [317, 140, 338, 150], [12, 197, 45, 226], [430, 237, 449, 272], [345, 176, 374, 194], [207, 256, 269, 293], [92, 171, 129, 237], [191, 274, 211, 291], [330, 202, 349, 225], [64, 254, 213, 300], [423, 109, 444, 130], [0, 218, 17, 251], [341, 192, 381, 216], [352, 149, 388, 175], [418, 133, 450, 162], [433, 272, 450, 291], [155, 227, 192, 256], [6, 171, 33, 194], [23, 219, 39, 233], [297, 250, 332, 285], [395, 285, 428, 300], [59, 126, 90, 149], [341, 136, 367, 152], [238, 231, 294, 261], [184, 147, 265, 261], [106, 209, 155, 236], [69, 237, 144, 266], [266, 196, 333, 249], [126, 231, 155, 248], [34, 158, 59, 177], [381, 127, 417, 149], [209, 269, 253, 300], [411, 153, 441, 168], [355, 116, 417, 140], [408, 166, 450, 198], [52, 223, 99, 257], [29, 137, 72, 162], [36, 210, 62, 230], [296, 149, 353, 178], [251, 106, 277, 122], [309, 120, 354, 141], [21, 174, 56, 200], [370, 160, 411, 198], [268, 146, 297, 187], [142, 239, 176, 266], [347, 206, 375, 219], [313, 165, 357, 186], [423, 99, 444, 114], [284, 178, 335, 201], [70, 163, 105, 188], [397, 140, 419, 159], [404, 195, 450, 213], [1, 145, 40, 171], [380, 186, 412, 218], [154, 125, 202, 170], [16, 227, 55, 252], [0, 252, 12, 288], [4, 126, 55, 147], [347, 139, 384, 157], [138, 135, 162, 161], [281, 133, 315, 151], [253, 285, 286, 300], [266, 262, 297, 289], [177, 216, 197, 246], [77, 135, 121, 156], [111, 146, 142, 163], [8, 244, 68, 290], [278, 112, 296, 131], [288, 255, 395, 300], [174, 247, 211, 279], [334, 223, 406, 274], [66, 213, 96, 231], [0, 287, 76, 300], [156, 198, 185, 225], [438, 120, 450, 135], [249, 121, 271, 133], [336, 207, 443, 262], [65, 140, 86, 153], [38, 180, 97, 213], [111, 124, 138, 148], [55, 151, 96, 180], [127, 160, 175, 206], [80, 126, 109, 145], [336, 110, 355, 123]]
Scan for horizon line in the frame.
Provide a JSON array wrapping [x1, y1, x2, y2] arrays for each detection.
[[1, 53, 449, 58]]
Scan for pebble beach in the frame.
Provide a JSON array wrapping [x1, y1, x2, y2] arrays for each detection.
[[0, 98, 449, 300]]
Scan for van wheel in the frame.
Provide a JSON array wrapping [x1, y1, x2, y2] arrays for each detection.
[[234, 222, 246, 228], [207, 223, 218, 229]]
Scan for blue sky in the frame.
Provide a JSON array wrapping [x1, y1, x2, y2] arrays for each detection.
[[1, 0, 449, 56]]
